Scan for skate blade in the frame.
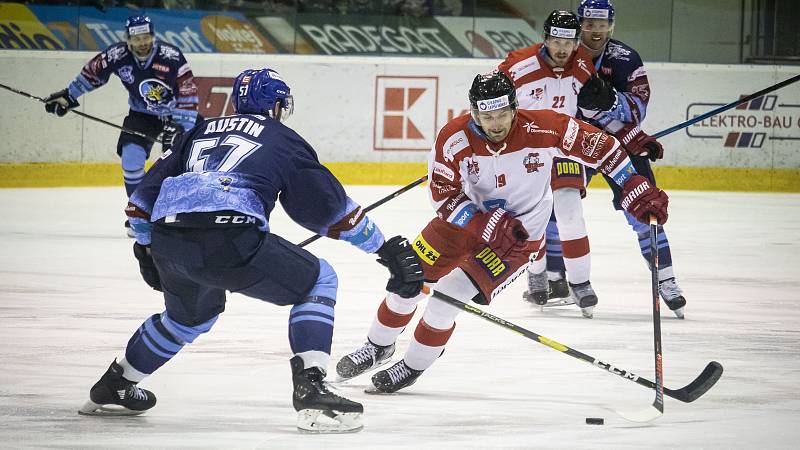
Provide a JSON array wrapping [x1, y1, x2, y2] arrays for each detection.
[[296, 409, 363, 434], [78, 400, 146, 416], [540, 298, 576, 309], [672, 307, 685, 319], [580, 306, 594, 319]]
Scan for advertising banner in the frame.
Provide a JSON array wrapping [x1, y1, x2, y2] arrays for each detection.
[[1, 51, 797, 174], [434, 17, 540, 58], [4, 3, 274, 53]]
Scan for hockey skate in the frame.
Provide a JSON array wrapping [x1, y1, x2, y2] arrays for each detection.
[[291, 356, 363, 433], [78, 360, 156, 416], [659, 277, 686, 319], [548, 271, 571, 300], [335, 340, 395, 381], [367, 359, 424, 394], [522, 270, 549, 305], [569, 281, 598, 319]]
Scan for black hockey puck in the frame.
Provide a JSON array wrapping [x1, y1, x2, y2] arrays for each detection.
[[585, 417, 604, 425]]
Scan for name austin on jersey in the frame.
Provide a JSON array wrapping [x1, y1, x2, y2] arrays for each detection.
[[203, 116, 265, 138]]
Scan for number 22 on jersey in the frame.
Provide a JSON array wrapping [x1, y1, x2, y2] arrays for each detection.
[[187, 135, 262, 172]]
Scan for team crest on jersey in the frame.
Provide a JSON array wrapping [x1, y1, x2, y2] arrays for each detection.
[[580, 131, 608, 158], [139, 78, 176, 112], [528, 87, 544, 102], [523, 152, 544, 173], [607, 43, 631, 61], [118, 65, 134, 84]]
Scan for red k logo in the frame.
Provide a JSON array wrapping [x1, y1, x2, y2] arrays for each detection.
[[374, 76, 438, 151]]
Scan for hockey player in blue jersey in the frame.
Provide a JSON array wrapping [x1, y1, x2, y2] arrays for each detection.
[[575, 0, 686, 317], [43, 15, 201, 237], [77, 67, 424, 433]]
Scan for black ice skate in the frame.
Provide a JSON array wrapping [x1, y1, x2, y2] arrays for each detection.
[[291, 356, 363, 433], [659, 277, 686, 319], [367, 359, 424, 394], [522, 270, 549, 305], [78, 360, 156, 416], [335, 340, 395, 381], [569, 281, 598, 319], [548, 272, 570, 300]]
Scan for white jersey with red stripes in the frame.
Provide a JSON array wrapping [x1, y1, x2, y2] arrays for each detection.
[[428, 109, 630, 241], [498, 43, 595, 117]]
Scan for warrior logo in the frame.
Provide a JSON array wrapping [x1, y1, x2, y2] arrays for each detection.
[[139, 78, 176, 113], [523, 152, 544, 173], [118, 65, 134, 85]]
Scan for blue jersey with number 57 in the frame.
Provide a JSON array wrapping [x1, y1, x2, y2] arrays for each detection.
[[128, 114, 384, 253]]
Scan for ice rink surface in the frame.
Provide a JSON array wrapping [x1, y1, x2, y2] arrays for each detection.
[[1, 185, 799, 449]]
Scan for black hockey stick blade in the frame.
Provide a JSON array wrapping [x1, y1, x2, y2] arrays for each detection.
[[665, 361, 723, 403]]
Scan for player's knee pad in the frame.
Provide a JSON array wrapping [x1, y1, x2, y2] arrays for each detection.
[[422, 292, 462, 330], [121, 143, 147, 183], [552, 188, 586, 233], [307, 258, 338, 301], [385, 287, 427, 314], [430, 268, 480, 315], [160, 311, 218, 344], [121, 143, 147, 171]]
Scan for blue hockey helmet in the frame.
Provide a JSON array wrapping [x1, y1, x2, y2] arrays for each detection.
[[125, 15, 154, 37], [232, 68, 294, 121], [578, 0, 615, 22]]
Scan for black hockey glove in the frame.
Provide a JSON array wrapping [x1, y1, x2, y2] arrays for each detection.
[[577, 74, 617, 112], [161, 120, 185, 153], [376, 236, 424, 299], [133, 242, 162, 292], [43, 88, 80, 117]]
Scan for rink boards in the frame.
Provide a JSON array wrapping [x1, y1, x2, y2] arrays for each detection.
[[0, 51, 798, 191]]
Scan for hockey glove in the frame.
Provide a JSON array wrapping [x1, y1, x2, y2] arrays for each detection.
[[620, 174, 669, 225], [577, 74, 617, 112], [376, 236, 424, 298], [161, 120, 185, 154], [133, 242, 162, 292], [617, 124, 664, 162], [464, 208, 530, 260], [43, 89, 79, 117]]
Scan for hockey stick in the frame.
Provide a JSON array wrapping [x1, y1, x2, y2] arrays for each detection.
[[621, 216, 666, 422], [0, 82, 158, 143], [421, 286, 722, 414], [297, 174, 429, 247], [652, 73, 800, 139]]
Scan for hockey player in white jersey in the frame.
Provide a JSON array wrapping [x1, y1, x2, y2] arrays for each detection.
[[498, 11, 599, 315], [335, 71, 669, 393]]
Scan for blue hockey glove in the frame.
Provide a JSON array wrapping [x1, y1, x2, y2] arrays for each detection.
[[377, 236, 424, 298], [133, 242, 162, 292], [44, 89, 79, 117]]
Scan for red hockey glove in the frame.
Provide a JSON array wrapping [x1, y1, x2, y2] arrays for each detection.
[[620, 175, 669, 225], [617, 124, 664, 162], [464, 208, 530, 259]]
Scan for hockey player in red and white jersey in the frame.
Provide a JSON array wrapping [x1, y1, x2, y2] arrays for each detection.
[[334, 71, 669, 393], [498, 10, 600, 315]]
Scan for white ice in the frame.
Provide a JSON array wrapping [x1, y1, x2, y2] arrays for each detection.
[[1, 185, 798, 449]]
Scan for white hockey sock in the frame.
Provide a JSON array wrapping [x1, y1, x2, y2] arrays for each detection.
[[117, 357, 148, 383]]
